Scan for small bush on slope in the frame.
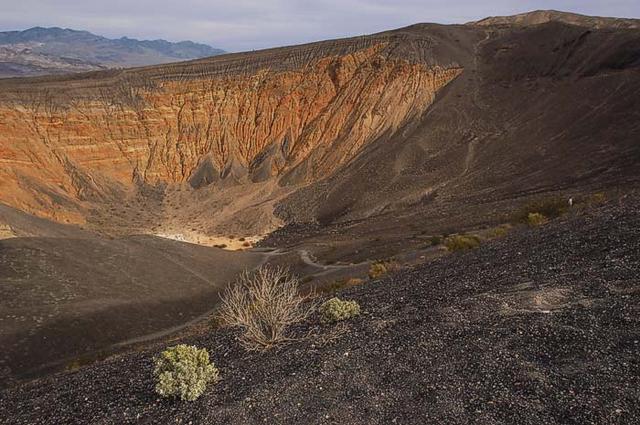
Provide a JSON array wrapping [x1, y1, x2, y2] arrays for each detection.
[[514, 197, 568, 223], [368, 260, 399, 279], [218, 266, 313, 350], [486, 225, 510, 239], [153, 344, 219, 401], [319, 297, 361, 323], [444, 234, 481, 251], [319, 277, 365, 294], [588, 192, 606, 205], [527, 212, 548, 227]]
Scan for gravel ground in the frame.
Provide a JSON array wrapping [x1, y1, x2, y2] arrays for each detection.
[[1, 195, 639, 424]]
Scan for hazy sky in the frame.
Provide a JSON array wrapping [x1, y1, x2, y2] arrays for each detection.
[[1, 0, 639, 52]]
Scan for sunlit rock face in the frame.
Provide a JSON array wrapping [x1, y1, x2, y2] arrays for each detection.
[[0, 40, 462, 223]]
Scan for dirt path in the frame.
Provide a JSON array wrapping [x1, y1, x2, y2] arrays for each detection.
[[463, 136, 480, 175], [112, 304, 220, 348], [298, 249, 355, 270]]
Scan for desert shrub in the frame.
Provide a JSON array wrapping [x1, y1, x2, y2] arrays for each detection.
[[589, 192, 606, 205], [487, 225, 510, 239], [218, 266, 312, 350], [319, 297, 361, 323], [527, 212, 548, 227], [368, 260, 399, 279], [444, 234, 481, 251], [319, 277, 365, 294], [66, 359, 82, 371], [429, 235, 443, 246], [345, 277, 365, 287], [153, 344, 219, 401], [514, 197, 568, 223], [368, 262, 387, 279], [320, 280, 347, 294]]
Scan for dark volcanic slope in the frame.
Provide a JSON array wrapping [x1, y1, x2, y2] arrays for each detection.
[[279, 21, 640, 225], [470, 9, 640, 29], [268, 18, 640, 262], [1, 12, 639, 420], [0, 204, 264, 385], [2, 194, 638, 424]]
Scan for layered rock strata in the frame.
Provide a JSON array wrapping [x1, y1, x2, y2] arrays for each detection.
[[0, 42, 461, 222]]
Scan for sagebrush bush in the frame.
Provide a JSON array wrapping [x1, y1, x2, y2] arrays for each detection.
[[218, 266, 312, 350], [444, 234, 481, 251], [153, 344, 219, 401], [368, 262, 387, 279], [319, 297, 361, 323], [368, 260, 398, 279], [527, 212, 548, 227]]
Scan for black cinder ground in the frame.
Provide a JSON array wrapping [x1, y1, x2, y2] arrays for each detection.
[[1, 196, 639, 424]]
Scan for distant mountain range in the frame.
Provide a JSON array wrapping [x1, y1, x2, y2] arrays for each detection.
[[0, 26, 225, 78]]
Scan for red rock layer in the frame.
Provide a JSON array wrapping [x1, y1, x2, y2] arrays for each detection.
[[0, 43, 462, 222]]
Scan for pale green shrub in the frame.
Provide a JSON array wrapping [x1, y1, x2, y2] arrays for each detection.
[[153, 344, 219, 401], [319, 297, 361, 323]]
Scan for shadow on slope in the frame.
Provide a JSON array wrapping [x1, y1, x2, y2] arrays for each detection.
[[0, 208, 264, 386]]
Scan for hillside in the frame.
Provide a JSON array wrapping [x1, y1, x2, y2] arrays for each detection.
[[469, 9, 640, 29], [1, 192, 638, 424], [0, 9, 639, 408], [0, 12, 637, 242], [0, 204, 264, 384], [0, 25, 469, 235], [0, 27, 224, 77]]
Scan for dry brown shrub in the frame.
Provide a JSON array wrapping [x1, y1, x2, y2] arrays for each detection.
[[218, 266, 313, 350], [319, 277, 365, 294], [527, 212, 548, 227], [444, 234, 481, 251]]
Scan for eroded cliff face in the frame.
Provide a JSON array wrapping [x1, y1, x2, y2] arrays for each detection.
[[0, 43, 461, 225]]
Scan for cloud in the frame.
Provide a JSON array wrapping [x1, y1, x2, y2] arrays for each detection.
[[0, 0, 638, 51]]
